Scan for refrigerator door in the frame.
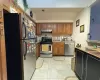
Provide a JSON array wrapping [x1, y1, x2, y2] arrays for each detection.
[[22, 40, 36, 80], [22, 19, 36, 39]]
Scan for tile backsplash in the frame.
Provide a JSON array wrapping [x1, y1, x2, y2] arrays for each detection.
[[37, 33, 72, 42]]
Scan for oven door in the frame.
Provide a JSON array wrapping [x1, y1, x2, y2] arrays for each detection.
[[41, 44, 52, 53]]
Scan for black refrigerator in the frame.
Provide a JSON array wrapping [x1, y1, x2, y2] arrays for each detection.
[[4, 13, 36, 80]]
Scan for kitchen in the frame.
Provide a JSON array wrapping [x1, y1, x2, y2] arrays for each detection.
[[0, 0, 100, 80]]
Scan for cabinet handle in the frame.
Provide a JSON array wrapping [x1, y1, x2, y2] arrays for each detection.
[[92, 18, 94, 23], [90, 34, 92, 39]]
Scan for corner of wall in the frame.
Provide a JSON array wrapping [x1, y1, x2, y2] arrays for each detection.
[[72, 7, 91, 47]]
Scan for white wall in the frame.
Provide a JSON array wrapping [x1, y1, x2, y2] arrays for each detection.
[[34, 12, 79, 23], [17, 0, 36, 21], [72, 7, 91, 47], [25, 9, 37, 21]]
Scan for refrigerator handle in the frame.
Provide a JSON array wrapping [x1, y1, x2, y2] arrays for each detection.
[[23, 22, 27, 39], [24, 42, 27, 60]]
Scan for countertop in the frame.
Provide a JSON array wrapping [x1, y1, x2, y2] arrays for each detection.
[[76, 47, 100, 59]]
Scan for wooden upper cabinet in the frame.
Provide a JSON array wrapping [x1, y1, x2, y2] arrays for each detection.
[[36, 23, 73, 35], [67, 23, 73, 35], [57, 24, 64, 35], [52, 24, 58, 35], [47, 24, 53, 30], [63, 23, 73, 35], [41, 24, 47, 30], [36, 24, 41, 35]]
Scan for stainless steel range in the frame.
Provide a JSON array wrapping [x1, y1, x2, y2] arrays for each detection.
[[40, 37, 52, 57]]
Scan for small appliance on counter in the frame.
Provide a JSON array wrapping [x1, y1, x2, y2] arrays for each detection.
[[40, 36, 52, 57]]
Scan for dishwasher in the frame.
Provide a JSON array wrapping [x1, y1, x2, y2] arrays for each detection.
[[65, 41, 75, 56]]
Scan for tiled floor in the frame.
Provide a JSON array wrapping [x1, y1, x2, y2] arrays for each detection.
[[32, 57, 78, 80]]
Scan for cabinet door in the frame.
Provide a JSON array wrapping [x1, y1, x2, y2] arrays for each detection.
[[57, 24, 64, 35], [53, 42, 64, 56], [52, 24, 58, 35], [41, 24, 47, 30], [47, 24, 52, 30], [67, 23, 72, 35], [86, 55, 100, 80], [59, 47, 64, 56], [58, 42, 64, 56], [90, 6, 100, 40], [82, 53, 87, 80], [53, 43, 58, 56], [53, 47, 58, 56], [75, 49, 83, 80], [64, 23, 73, 35], [89, 0, 100, 40], [36, 24, 41, 35], [36, 43, 40, 59]]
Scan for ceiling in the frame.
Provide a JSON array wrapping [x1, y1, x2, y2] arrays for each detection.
[[32, 8, 83, 22], [32, 8, 83, 13], [27, 0, 96, 8], [29, 0, 96, 22]]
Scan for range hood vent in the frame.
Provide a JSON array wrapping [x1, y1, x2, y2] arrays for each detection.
[[41, 30, 52, 33]]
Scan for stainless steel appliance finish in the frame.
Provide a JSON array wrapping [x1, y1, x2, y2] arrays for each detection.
[[40, 37, 52, 58], [4, 13, 36, 80], [65, 41, 75, 56], [41, 30, 52, 33], [22, 17, 36, 80], [40, 44, 52, 58], [22, 40, 36, 80]]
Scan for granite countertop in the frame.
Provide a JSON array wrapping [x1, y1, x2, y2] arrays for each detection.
[[76, 47, 100, 58]]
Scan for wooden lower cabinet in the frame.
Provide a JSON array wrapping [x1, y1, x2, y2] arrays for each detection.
[[36, 43, 40, 58], [53, 42, 64, 56]]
